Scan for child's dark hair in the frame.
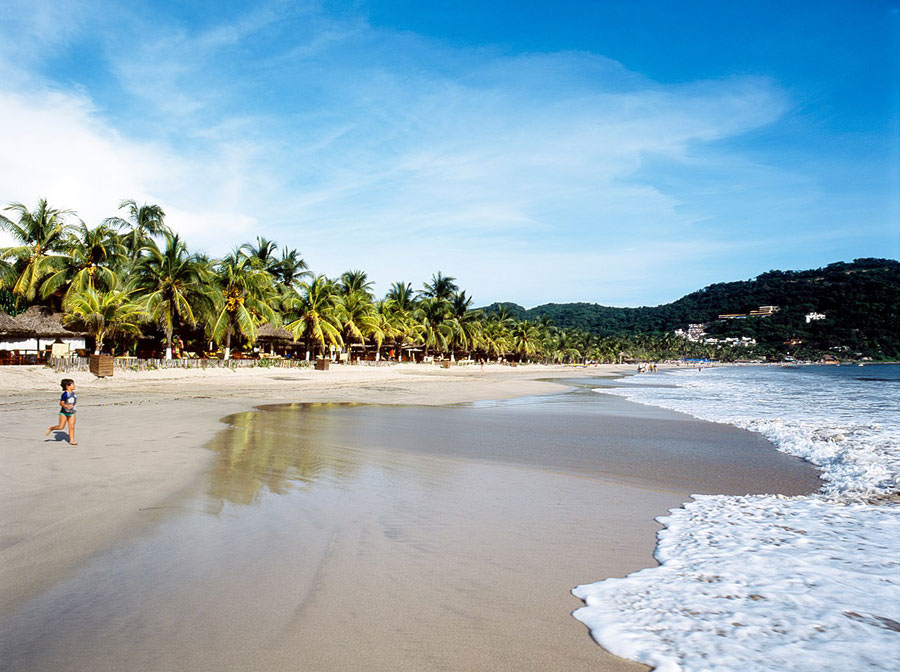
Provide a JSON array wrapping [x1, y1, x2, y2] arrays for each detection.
[[60, 378, 74, 390]]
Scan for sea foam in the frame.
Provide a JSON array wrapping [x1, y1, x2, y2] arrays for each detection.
[[573, 365, 900, 671]]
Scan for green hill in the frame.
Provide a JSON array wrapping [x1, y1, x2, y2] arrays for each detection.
[[482, 258, 900, 359]]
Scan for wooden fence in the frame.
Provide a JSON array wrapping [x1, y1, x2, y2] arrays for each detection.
[[39, 357, 491, 374], [48, 356, 315, 373]]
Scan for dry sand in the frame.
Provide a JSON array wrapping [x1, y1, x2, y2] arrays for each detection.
[[0, 362, 818, 671]]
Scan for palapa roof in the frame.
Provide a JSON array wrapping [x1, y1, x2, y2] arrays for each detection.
[[257, 323, 293, 341], [0, 311, 26, 336], [9, 305, 88, 337]]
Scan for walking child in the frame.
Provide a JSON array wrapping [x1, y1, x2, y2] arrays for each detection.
[[46, 378, 78, 445]]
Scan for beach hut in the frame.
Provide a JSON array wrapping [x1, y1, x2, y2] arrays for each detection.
[[1, 306, 88, 362], [0, 310, 24, 335], [256, 323, 293, 356], [0, 311, 27, 364]]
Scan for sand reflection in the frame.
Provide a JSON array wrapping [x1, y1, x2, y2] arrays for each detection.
[[206, 403, 365, 508]]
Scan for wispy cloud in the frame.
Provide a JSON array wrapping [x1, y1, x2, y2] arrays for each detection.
[[2, 1, 883, 306], [0, 87, 260, 244]]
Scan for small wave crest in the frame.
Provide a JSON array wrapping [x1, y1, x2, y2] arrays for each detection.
[[574, 366, 900, 671]]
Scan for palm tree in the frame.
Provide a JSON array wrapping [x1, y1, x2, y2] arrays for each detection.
[[487, 304, 515, 328], [374, 299, 402, 359], [339, 289, 383, 359], [210, 251, 279, 360], [104, 200, 169, 263], [272, 246, 310, 289], [284, 274, 344, 358], [240, 236, 280, 273], [419, 271, 458, 301], [511, 320, 541, 362], [380, 287, 422, 361], [0, 261, 15, 297], [129, 233, 212, 359], [549, 329, 583, 364], [40, 221, 126, 302], [0, 199, 75, 302], [480, 319, 511, 360], [340, 269, 374, 298], [447, 291, 482, 359], [415, 297, 452, 357], [386, 281, 417, 311], [63, 287, 147, 354]]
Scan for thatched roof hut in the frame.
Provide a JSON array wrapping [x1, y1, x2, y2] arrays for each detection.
[[0, 311, 26, 336], [13, 305, 88, 337], [256, 323, 295, 355], [257, 323, 293, 341]]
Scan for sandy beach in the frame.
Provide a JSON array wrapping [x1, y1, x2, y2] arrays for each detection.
[[0, 363, 821, 671]]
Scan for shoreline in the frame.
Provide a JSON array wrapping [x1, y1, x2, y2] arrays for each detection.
[[569, 363, 900, 671], [0, 363, 823, 670]]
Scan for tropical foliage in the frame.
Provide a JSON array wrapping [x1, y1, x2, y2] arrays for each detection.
[[63, 288, 147, 355], [128, 233, 212, 359], [2, 198, 896, 361], [0, 199, 75, 301]]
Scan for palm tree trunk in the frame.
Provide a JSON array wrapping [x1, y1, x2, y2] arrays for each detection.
[[165, 328, 173, 360], [224, 328, 232, 361]]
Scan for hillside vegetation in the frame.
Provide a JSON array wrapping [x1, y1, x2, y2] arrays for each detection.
[[482, 258, 900, 360]]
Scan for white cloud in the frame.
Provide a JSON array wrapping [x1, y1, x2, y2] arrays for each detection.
[[1, 2, 819, 305], [0, 88, 260, 251]]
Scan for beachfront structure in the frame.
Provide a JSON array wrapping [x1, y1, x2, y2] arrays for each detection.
[[752, 305, 779, 315], [703, 336, 757, 347], [719, 305, 780, 319], [674, 323, 708, 342], [0, 306, 88, 360], [255, 322, 296, 357]]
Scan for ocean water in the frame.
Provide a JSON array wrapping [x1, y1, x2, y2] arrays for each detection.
[[573, 364, 900, 671]]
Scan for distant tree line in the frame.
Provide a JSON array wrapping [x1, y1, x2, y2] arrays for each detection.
[[0, 198, 705, 363], [482, 258, 900, 360], [2, 198, 895, 363]]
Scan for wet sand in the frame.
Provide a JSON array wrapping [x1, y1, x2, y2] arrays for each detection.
[[0, 365, 821, 671], [0, 362, 593, 615]]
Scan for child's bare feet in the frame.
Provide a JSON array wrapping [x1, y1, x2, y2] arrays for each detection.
[[45, 428, 52, 436], [70, 442, 78, 445]]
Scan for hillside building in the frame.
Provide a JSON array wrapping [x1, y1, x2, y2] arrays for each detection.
[[674, 323, 708, 342], [719, 305, 780, 319]]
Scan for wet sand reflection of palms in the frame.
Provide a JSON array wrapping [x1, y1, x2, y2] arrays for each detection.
[[206, 404, 363, 508]]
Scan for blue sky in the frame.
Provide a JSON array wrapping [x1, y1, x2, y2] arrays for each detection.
[[0, 0, 897, 307]]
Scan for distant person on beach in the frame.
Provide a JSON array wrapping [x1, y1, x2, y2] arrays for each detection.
[[46, 378, 77, 445]]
